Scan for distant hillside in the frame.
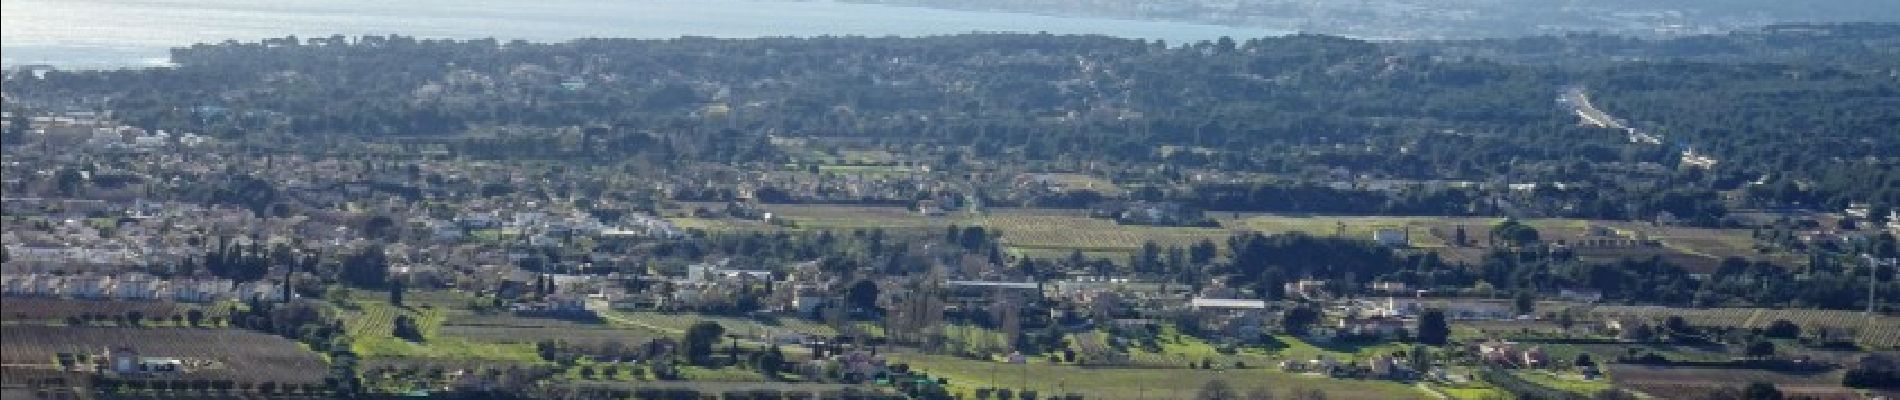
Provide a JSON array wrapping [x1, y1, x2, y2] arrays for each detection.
[[5, 25, 1898, 210]]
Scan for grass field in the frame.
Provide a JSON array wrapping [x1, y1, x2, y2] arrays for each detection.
[[341, 293, 541, 362], [599, 310, 842, 338], [1437, 384, 1509, 400], [1513, 370, 1612, 396]]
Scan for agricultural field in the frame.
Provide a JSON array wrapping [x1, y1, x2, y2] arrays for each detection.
[[1435, 384, 1510, 400], [561, 380, 875, 397], [1605, 364, 1858, 400], [667, 205, 1774, 269], [1080, 329, 1408, 370], [888, 350, 1431, 400], [340, 295, 540, 362], [1580, 306, 1900, 349], [439, 319, 664, 349], [1511, 370, 1612, 396], [981, 209, 1228, 252], [598, 310, 842, 339], [338, 290, 842, 363], [0, 298, 232, 325], [0, 325, 328, 385]]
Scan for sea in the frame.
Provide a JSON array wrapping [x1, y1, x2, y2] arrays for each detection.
[[1, 0, 1287, 69]]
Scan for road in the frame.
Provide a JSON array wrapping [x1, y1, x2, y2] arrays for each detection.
[[1561, 87, 1662, 145]]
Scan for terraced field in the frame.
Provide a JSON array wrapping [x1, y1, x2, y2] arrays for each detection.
[[1606, 364, 1857, 400], [342, 298, 539, 362], [0, 298, 234, 325], [1582, 306, 1900, 349], [0, 326, 328, 385]]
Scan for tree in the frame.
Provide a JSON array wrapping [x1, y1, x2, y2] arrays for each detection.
[[389, 280, 405, 307], [847, 280, 880, 313], [757, 345, 786, 378], [341, 245, 389, 288], [1745, 341, 1775, 359], [1664, 316, 1694, 337], [1281, 305, 1320, 336], [1454, 225, 1468, 247], [1416, 309, 1450, 345], [362, 215, 397, 240], [1196, 380, 1238, 400], [1410, 345, 1433, 373], [1762, 320, 1799, 339], [1190, 239, 1218, 265], [1288, 388, 1327, 400], [392, 315, 423, 341], [1575, 353, 1595, 368], [1245, 387, 1275, 400], [1593, 389, 1639, 400], [684, 321, 726, 365], [1740, 382, 1781, 400], [1843, 354, 1900, 389], [1513, 292, 1535, 316], [1490, 219, 1540, 248]]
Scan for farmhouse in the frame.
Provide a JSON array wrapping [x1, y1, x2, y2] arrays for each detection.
[[104, 346, 184, 374], [1188, 297, 1270, 342], [1557, 288, 1603, 303], [1336, 316, 1409, 339], [1378, 297, 1513, 320], [1285, 279, 1329, 299], [1368, 281, 1409, 293]]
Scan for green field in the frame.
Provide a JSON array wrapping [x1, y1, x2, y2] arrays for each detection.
[[599, 310, 843, 339], [341, 294, 543, 362], [1437, 385, 1509, 400], [1514, 370, 1613, 396], [340, 289, 568, 361]]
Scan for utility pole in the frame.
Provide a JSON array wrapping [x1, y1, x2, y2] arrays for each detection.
[[1867, 255, 1896, 315]]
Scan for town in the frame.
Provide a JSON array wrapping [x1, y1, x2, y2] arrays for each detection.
[[5, 27, 1900, 400]]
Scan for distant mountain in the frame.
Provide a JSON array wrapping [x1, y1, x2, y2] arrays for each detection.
[[844, 0, 1900, 39]]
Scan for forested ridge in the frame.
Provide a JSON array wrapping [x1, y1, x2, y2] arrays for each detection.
[[6, 24, 1899, 214]]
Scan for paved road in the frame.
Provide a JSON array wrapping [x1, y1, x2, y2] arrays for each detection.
[[1563, 87, 1662, 145]]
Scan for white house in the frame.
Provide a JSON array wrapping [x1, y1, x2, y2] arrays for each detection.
[[114, 278, 156, 300], [65, 276, 114, 298], [1557, 289, 1603, 303], [1382, 297, 1513, 320]]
